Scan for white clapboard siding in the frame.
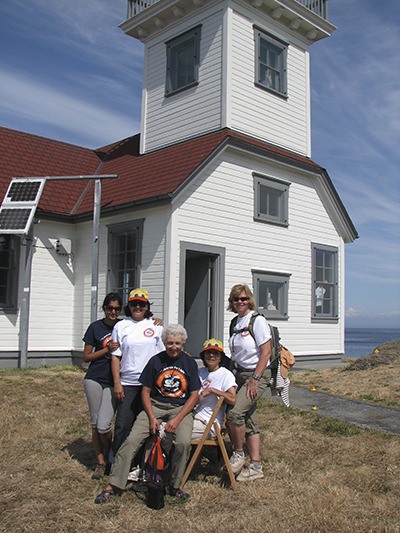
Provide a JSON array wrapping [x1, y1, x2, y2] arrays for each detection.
[[229, 8, 309, 155], [172, 147, 344, 355], [142, 7, 224, 153], [71, 206, 169, 350], [22, 221, 76, 350]]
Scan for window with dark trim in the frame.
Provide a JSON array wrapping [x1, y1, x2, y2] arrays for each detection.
[[166, 26, 201, 96], [255, 28, 287, 97], [107, 220, 143, 304], [0, 234, 20, 309], [253, 271, 290, 320], [254, 174, 289, 226], [312, 243, 338, 320]]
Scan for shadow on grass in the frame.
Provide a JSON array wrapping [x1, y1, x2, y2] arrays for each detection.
[[63, 438, 94, 470], [184, 443, 235, 489]]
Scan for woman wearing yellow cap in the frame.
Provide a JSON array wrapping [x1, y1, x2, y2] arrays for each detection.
[[110, 288, 164, 457], [192, 339, 237, 439]]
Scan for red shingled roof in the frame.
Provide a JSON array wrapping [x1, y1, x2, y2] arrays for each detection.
[[0, 127, 101, 216], [1, 126, 322, 218]]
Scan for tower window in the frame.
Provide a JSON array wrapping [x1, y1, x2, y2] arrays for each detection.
[[166, 26, 201, 96], [255, 29, 287, 97]]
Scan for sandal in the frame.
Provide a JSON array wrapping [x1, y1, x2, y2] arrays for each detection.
[[94, 487, 120, 504]]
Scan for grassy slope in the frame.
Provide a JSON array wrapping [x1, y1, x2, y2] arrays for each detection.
[[0, 363, 399, 533], [291, 340, 400, 407]]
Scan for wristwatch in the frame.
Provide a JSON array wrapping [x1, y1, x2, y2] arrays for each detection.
[[251, 374, 261, 381]]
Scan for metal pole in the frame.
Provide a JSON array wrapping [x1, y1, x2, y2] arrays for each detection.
[[18, 228, 34, 368], [91, 179, 101, 324]]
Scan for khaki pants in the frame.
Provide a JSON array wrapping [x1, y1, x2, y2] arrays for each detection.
[[109, 399, 194, 490], [226, 369, 269, 436]]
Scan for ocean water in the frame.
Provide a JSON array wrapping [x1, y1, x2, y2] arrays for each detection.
[[344, 328, 400, 359]]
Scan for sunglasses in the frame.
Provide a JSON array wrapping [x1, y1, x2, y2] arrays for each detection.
[[204, 352, 221, 358], [105, 305, 121, 312], [129, 301, 147, 308], [233, 297, 249, 303]]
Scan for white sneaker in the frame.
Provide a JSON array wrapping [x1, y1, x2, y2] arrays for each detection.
[[127, 465, 142, 482], [237, 464, 264, 482], [229, 451, 246, 474]]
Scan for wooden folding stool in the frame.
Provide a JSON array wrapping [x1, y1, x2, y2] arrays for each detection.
[[181, 396, 238, 490]]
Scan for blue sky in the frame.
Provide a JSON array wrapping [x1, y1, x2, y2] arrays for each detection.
[[1, 0, 399, 328]]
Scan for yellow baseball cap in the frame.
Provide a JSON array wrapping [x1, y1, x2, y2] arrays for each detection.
[[128, 288, 149, 303], [202, 338, 224, 353]]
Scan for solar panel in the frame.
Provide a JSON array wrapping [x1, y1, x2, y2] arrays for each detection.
[[7, 181, 42, 202], [0, 208, 33, 233], [0, 178, 46, 235]]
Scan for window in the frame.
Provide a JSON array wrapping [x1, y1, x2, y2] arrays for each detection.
[[253, 271, 290, 320], [312, 243, 338, 320], [0, 234, 20, 309], [166, 26, 201, 96], [254, 174, 289, 226], [107, 220, 143, 304], [255, 28, 287, 96]]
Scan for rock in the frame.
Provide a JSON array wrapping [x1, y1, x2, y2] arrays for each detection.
[[345, 340, 400, 371]]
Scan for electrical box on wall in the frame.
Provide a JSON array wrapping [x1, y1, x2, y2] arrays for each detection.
[[55, 238, 72, 255]]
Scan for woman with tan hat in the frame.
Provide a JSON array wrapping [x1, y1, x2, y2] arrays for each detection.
[[110, 288, 164, 457]]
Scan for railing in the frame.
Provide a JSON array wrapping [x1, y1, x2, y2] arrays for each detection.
[[294, 0, 328, 19], [127, 0, 157, 17], [128, 0, 328, 20]]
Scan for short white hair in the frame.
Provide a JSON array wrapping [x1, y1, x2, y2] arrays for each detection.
[[162, 324, 188, 344]]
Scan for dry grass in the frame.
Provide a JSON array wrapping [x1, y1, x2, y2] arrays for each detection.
[[292, 342, 400, 407], [1, 365, 400, 533]]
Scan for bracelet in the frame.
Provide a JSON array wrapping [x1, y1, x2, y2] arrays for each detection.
[[251, 374, 261, 381]]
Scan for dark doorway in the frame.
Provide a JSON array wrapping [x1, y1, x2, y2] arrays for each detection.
[[183, 251, 216, 356]]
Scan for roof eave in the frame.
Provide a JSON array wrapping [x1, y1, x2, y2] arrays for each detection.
[[172, 134, 358, 243]]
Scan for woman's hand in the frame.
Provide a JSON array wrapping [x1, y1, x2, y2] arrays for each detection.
[[149, 416, 160, 435], [153, 317, 163, 326], [246, 378, 258, 401], [114, 383, 124, 401], [165, 416, 180, 434], [200, 387, 213, 398], [107, 341, 119, 353]]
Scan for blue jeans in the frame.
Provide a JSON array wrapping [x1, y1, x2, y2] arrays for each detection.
[[111, 385, 142, 459]]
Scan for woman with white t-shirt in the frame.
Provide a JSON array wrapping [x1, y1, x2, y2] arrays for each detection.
[[192, 338, 237, 439], [226, 283, 271, 482], [110, 288, 164, 456]]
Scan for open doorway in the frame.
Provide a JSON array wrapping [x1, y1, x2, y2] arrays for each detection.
[[179, 243, 225, 356]]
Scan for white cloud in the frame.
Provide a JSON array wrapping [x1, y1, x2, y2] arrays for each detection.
[[346, 307, 364, 317], [0, 66, 138, 147], [346, 308, 400, 320]]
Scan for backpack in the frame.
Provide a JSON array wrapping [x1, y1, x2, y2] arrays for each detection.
[[229, 312, 284, 370], [144, 433, 169, 510]]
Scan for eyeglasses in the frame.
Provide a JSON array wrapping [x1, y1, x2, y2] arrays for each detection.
[[204, 352, 221, 358], [105, 305, 121, 312], [233, 297, 249, 303], [129, 301, 147, 308]]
